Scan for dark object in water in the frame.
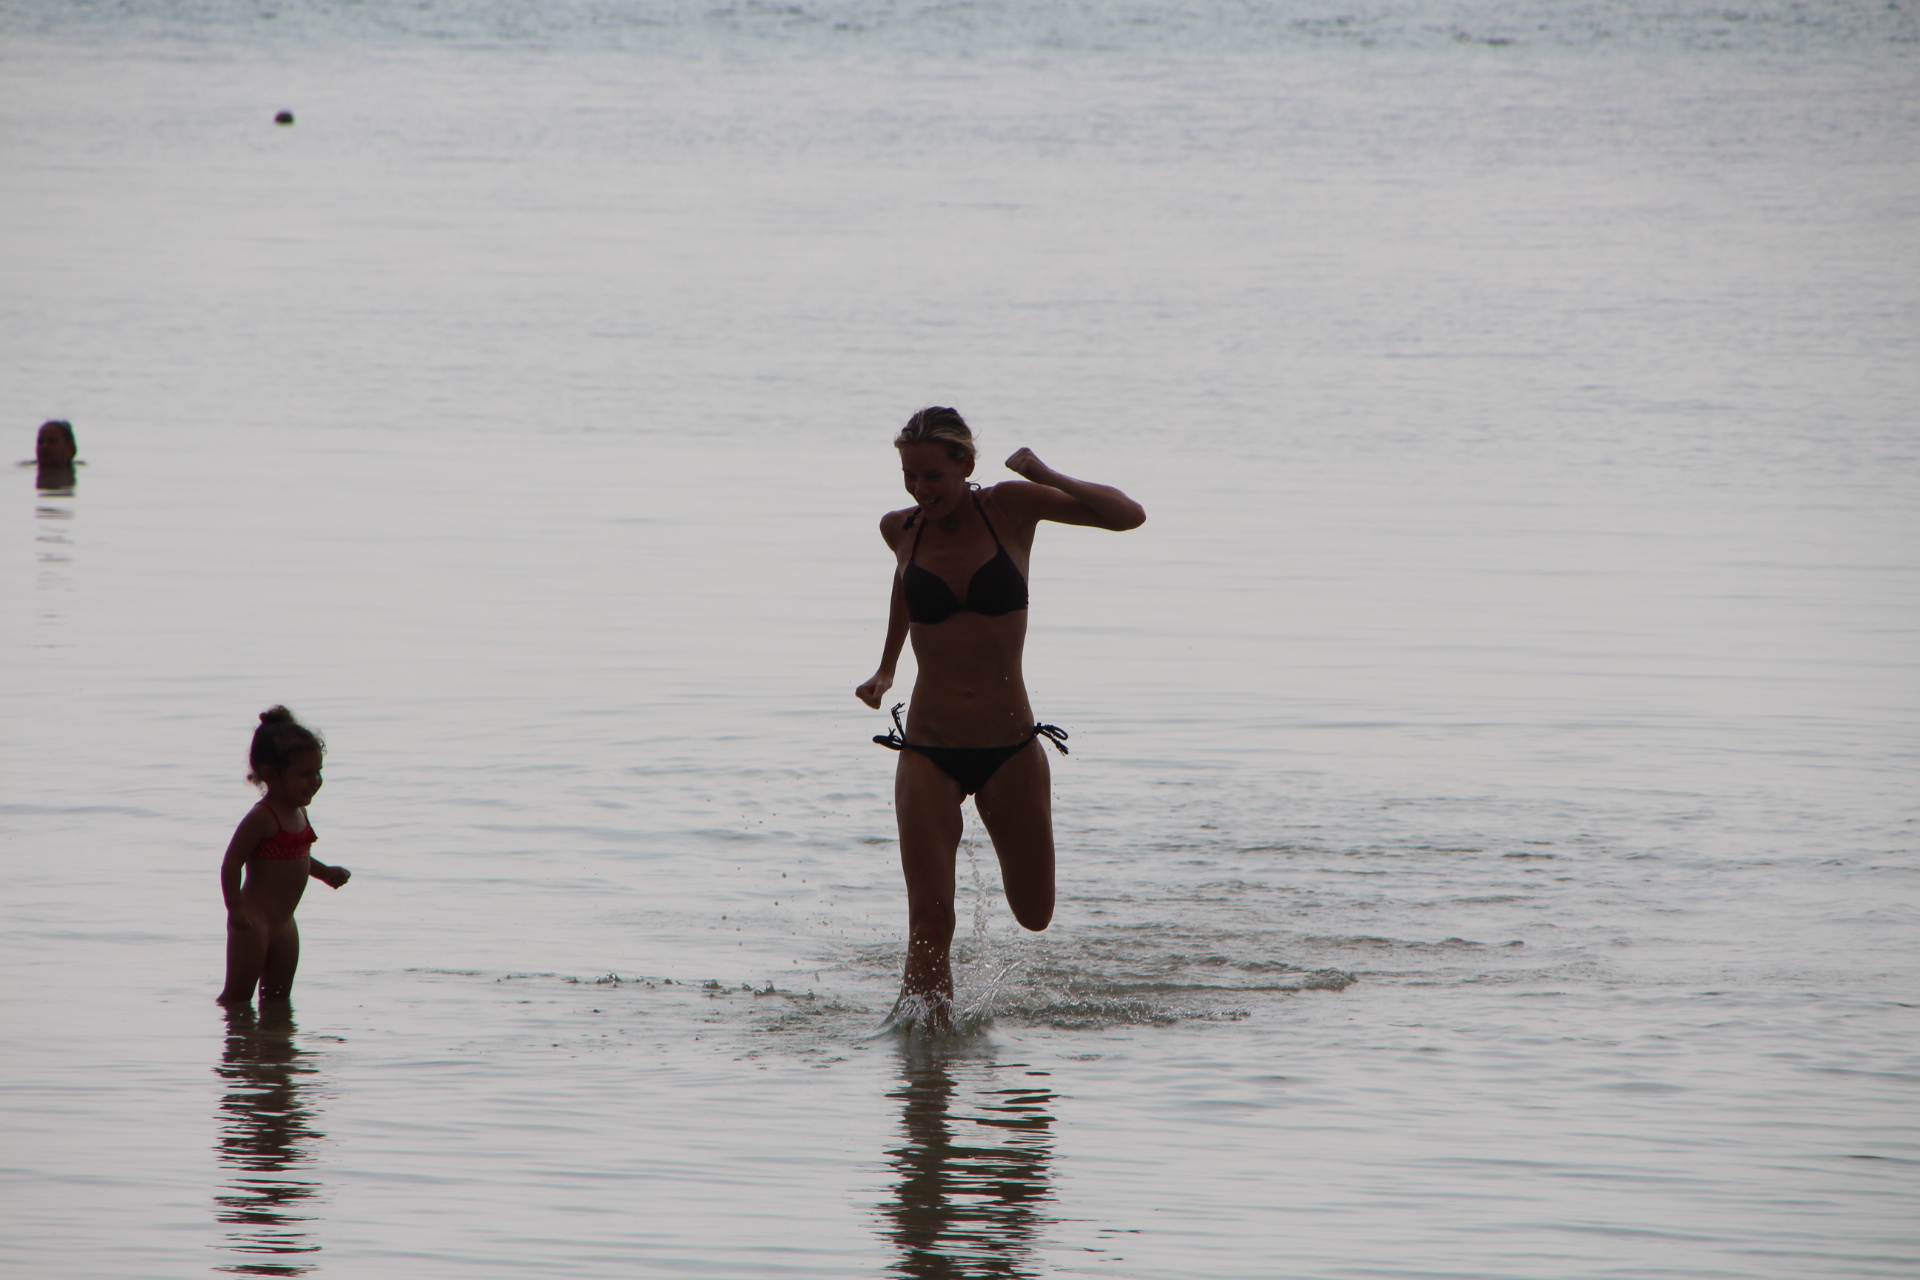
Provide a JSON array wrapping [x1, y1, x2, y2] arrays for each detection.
[[34, 419, 78, 491], [274, 110, 294, 126], [36, 419, 76, 466]]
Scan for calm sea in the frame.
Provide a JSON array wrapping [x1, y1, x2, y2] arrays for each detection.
[[3, 1, 1917, 1276]]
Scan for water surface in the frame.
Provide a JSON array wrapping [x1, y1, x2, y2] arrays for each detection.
[[2, 2, 1917, 1276]]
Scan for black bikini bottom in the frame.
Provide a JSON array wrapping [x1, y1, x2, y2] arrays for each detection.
[[873, 702, 1069, 796]]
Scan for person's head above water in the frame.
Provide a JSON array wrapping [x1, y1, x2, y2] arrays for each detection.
[[36, 420, 76, 465], [248, 706, 325, 789], [894, 406, 975, 466], [895, 408, 980, 517]]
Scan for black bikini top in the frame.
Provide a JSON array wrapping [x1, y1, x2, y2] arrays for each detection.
[[902, 493, 1029, 625]]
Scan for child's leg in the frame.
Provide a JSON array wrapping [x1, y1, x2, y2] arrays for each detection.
[[258, 919, 302, 1003], [217, 915, 269, 1006]]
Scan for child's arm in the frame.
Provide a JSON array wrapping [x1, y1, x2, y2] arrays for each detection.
[[309, 860, 351, 889], [220, 806, 274, 926]]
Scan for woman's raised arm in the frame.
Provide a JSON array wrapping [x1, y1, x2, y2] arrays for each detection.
[[1003, 448, 1145, 530]]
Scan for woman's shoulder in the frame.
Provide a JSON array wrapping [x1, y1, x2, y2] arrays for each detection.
[[878, 505, 918, 548], [980, 480, 1049, 521]]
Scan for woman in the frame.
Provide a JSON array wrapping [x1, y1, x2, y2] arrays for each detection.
[[857, 407, 1145, 1027]]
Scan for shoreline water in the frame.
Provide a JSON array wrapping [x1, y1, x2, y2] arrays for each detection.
[[4, 5, 1917, 1275]]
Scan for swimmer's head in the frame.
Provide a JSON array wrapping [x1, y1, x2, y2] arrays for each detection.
[[36, 420, 76, 465], [249, 706, 325, 788], [894, 407, 975, 465]]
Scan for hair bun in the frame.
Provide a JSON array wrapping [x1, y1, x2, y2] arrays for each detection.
[[247, 706, 323, 784]]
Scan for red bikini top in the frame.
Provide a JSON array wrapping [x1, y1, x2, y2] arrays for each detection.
[[251, 809, 317, 861]]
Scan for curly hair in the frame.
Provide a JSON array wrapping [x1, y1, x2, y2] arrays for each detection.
[[247, 706, 324, 785]]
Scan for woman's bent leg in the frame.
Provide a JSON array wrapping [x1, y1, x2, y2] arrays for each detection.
[[974, 739, 1055, 932], [258, 919, 301, 1003], [896, 751, 965, 1021]]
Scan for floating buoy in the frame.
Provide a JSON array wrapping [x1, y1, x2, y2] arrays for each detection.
[[274, 110, 294, 126]]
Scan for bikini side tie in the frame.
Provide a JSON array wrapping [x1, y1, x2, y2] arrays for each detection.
[[874, 702, 1070, 756]]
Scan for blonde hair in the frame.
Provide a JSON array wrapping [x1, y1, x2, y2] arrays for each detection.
[[894, 406, 975, 464]]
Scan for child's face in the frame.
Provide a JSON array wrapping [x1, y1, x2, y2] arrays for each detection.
[[270, 750, 324, 807]]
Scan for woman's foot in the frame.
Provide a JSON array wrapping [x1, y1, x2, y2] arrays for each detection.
[[892, 988, 954, 1033]]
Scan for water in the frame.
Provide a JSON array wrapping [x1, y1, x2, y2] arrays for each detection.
[[3, 2, 1918, 1276]]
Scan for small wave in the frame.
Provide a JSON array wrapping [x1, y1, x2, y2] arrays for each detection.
[[949, 931, 1358, 1028]]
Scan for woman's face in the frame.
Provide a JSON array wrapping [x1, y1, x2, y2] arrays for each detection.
[[899, 441, 974, 517]]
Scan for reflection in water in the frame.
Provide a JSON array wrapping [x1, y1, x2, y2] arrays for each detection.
[[29, 450, 77, 629], [881, 1054, 1056, 1279], [213, 1007, 325, 1276], [32, 473, 74, 595]]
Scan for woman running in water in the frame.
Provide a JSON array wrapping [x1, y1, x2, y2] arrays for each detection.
[[857, 407, 1144, 1027]]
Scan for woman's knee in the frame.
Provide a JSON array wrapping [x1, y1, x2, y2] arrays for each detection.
[[1009, 899, 1053, 932]]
